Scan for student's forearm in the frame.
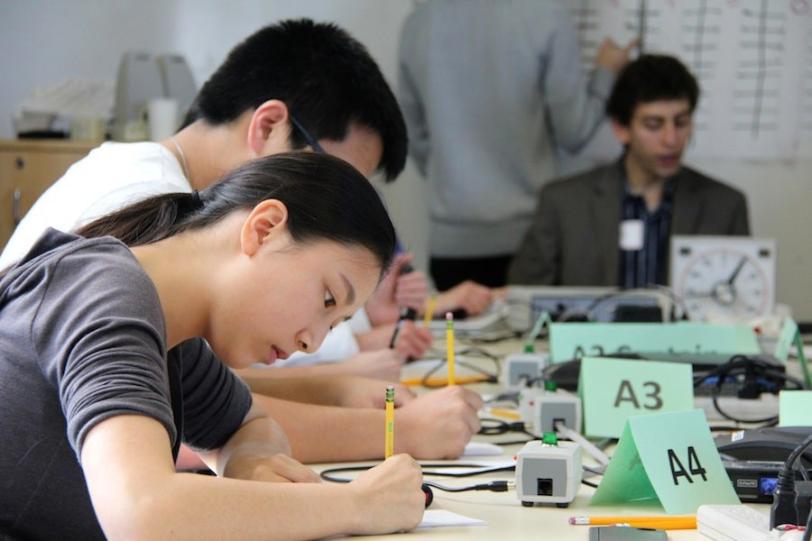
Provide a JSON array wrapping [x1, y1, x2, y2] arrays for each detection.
[[253, 395, 401, 463], [354, 325, 392, 351], [211, 414, 291, 477], [131, 472, 360, 541], [83, 414, 364, 540], [237, 369, 346, 405]]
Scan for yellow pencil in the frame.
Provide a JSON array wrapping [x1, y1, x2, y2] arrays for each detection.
[[570, 515, 696, 529], [423, 295, 437, 327], [612, 519, 696, 530], [445, 312, 455, 385], [400, 374, 490, 387], [487, 407, 521, 420], [384, 385, 394, 458]]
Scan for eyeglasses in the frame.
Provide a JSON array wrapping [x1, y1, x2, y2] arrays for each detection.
[[289, 113, 326, 154]]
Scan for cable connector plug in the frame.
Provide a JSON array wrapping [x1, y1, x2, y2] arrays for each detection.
[[475, 480, 514, 492]]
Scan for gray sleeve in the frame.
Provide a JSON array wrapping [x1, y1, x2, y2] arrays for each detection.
[[508, 185, 561, 285], [543, 7, 613, 153], [398, 11, 430, 177], [174, 338, 252, 451], [31, 244, 176, 459]]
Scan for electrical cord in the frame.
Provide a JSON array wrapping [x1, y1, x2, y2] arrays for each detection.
[[320, 463, 516, 494], [484, 390, 521, 405], [708, 425, 752, 432], [467, 332, 523, 344], [555, 422, 611, 467], [321, 463, 516, 482], [517, 374, 545, 389], [477, 418, 537, 446], [416, 346, 500, 388], [422, 480, 513, 493], [523, 311, 551, 353], [646, 284, 689, 321], [321, 461, 602, 492], [694, 355, 805, 425], [423, 344, 500, 363], [583, 465, 606, 477], [771, 435, 812, 529], [583, 286, 680, 322]]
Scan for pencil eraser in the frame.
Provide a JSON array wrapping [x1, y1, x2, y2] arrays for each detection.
[[445, 312, 453, 321]]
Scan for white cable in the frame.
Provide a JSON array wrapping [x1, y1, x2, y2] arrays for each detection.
[[555, 422, 610, 467]]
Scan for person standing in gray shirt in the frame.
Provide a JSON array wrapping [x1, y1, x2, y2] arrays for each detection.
[[398, 0, 635, 290], [0, 153, 426, 540]]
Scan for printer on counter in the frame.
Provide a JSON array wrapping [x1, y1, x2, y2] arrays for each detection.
[[113, 52, 196, 141]]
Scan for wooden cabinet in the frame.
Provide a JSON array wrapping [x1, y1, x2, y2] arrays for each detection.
[[0, 139, 96, 249]]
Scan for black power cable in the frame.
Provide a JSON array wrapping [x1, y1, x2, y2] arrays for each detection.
[[320, 463, 516, 495], [321, 461, 599, 492], [417, 346, 500, 388], [771, 435, 812, 529], [694, 355, 805, 425], [477, 418, 536, 446]]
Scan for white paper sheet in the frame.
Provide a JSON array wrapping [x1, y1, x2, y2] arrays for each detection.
[[462, 441, 504, 457], [417, 510, 487, 529], [569, 0, 812, 160]]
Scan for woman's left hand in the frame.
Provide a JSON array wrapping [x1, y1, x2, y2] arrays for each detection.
[[225, 453, 322, 483]]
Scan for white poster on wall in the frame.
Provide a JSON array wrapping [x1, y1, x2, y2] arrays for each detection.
[[569, 0, 812, 161]]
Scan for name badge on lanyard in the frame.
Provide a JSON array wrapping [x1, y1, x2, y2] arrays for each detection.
[[619, 219, 644, 251]]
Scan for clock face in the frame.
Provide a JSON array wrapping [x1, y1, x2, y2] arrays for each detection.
[[670, 237, 776, 322]]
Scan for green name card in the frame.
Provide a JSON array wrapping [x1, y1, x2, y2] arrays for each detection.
[[779, 391, 812, 427], [549, 322, 760, 363], [579, 357, 694, 438], [591, 409, 739, 514], [773, 317, 812, 388], [774, 317, 799, 364]]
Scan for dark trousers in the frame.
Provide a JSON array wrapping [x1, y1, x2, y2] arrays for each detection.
[[430, 255, 512, 290]]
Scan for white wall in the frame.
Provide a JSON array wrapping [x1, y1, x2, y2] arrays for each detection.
[[2, 0, 810, 319]]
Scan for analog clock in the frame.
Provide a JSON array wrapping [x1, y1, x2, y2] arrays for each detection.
[[670, 236, 776, 322]]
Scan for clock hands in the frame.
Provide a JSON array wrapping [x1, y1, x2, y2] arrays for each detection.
[[707, 256, 749, 307], [685, 256, 749, 306], [726, 256, 747, 285]]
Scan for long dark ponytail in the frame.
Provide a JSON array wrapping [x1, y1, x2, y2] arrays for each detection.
[[76, 152, 396, 273]]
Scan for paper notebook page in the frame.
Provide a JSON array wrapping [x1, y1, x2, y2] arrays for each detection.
[[417, 510, 486, 529], [462, 441, 503, 456]]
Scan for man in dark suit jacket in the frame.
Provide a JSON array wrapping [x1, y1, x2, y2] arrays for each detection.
[[508, 55, 749, 287]]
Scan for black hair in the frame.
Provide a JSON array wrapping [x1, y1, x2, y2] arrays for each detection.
[[606, 54, 700, 126], [181, 18, 407, 182], [76, 152, 396, 276]]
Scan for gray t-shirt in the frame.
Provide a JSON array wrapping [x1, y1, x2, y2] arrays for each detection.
[[0, 229, 252, 540]]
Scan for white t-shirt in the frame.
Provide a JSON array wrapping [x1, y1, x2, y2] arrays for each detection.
[[0, 140, 360, 364], [0, 142, 191, 268]]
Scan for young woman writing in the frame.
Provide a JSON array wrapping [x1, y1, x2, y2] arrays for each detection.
[[0, 153, 424, 540]]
